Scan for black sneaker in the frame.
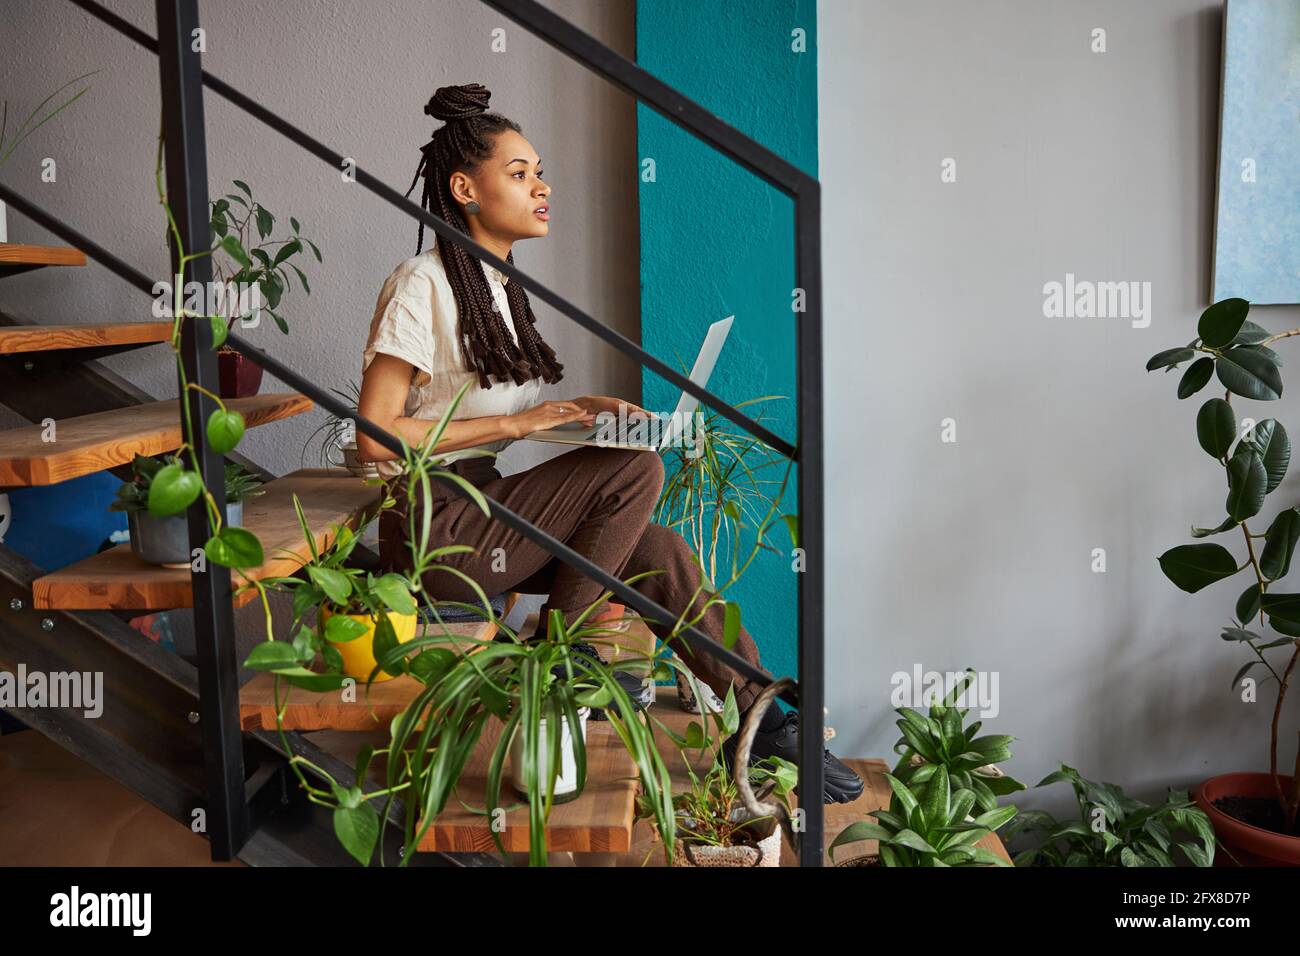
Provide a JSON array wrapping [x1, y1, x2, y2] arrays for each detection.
[[588, 669, 655, 721], [723, 708, 865, 804]]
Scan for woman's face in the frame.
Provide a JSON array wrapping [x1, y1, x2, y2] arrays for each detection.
[[452, 129, 551, 241]]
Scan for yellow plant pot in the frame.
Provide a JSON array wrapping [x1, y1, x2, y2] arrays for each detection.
[[320, 605, 418, 683]]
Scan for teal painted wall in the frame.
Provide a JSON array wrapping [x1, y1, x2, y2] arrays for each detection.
[[636, 0, 817, 686]]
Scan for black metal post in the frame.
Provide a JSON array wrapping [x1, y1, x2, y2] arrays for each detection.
[[794, 185, 825, 866], [156, 0, 247, 861]]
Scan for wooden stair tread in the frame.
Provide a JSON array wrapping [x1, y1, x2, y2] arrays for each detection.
[[32, 467, 380, 611], [0, 321, 174, 355], [0, 392, 311, 487], [0, 243, 87, 268], [239, 624, 499, 731]]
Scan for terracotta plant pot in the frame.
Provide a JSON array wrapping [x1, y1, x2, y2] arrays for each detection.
[[1194, 773, 1300, 867], [217, 345, 264, 398]]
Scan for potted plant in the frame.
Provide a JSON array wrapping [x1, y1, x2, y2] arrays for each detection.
[[109, 453, 263, 568], [829, 767, 1017, 867], [828, 667, 1024, 867], [887, 668, 1026, 810], [258, 494, 422, 683], [203, 179, 321, 398], [1146, 297, 1300, 864], [635, 673, 798, 867], [1, 71, 99, 242], [299, 380, 377, 478], [1002, 763, 1216, 866]]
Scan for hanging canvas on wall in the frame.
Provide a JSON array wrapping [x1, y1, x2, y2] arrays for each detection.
[[1212, 0, 1300, 305]]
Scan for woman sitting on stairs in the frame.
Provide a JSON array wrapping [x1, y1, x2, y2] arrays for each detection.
[[355, 83, 862, 805]]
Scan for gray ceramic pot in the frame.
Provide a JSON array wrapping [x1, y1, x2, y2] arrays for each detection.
[[128, 500, 244, 568]]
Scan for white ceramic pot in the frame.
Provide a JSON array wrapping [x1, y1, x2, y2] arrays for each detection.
[[340, 441, 379, 479], [0, 199, 7, 243], [509, 707, 589, 803]]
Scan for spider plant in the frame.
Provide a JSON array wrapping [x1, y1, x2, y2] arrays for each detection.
[[655, 393, 796, 587], [299, 380, 363, 470]]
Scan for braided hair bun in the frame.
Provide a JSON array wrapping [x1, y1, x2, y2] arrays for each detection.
[[423, 83, 491, 123]]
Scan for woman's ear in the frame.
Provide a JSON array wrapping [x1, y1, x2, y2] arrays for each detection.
[[449, 171, 475, 208]]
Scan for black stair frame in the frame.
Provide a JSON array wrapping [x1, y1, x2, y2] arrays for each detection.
[[16, 0, 827, 865]]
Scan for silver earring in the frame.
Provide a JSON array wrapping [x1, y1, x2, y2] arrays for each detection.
[[465, 200, 481, 215]]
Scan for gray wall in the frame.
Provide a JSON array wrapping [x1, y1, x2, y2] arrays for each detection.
[[820, 0, 1300, 821], [0, 0, 638, 628]]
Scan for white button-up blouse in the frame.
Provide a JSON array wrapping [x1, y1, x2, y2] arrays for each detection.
[[361, 244, 543, 479]]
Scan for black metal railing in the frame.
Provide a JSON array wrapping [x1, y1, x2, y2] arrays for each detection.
[[22, 0, 826, 866]]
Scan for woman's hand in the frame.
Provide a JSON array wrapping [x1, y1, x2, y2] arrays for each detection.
[[506, 399, 595, 439], [573, 395, 652, 420]]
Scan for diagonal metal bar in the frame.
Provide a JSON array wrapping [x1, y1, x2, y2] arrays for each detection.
[[63, 0, 796, 463], [0, 183, 796, 707]]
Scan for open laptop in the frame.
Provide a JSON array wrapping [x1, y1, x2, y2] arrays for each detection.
[[524, 315, 734, 452]]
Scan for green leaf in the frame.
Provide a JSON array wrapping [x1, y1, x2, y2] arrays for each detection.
[[147, 464, 202, 517], [1177, 357, 1215, 399], [291, 264, 311, 296], [1260, 592, 1300, 629], [722, 600, 741, 650], [205, 409, 245, 454], [1236, 583, 1262, 624], [217, 234, 251, 271], [309, 566, 353, 607], [372, 612, 403, 677], [233, 179, 252, 197], [1229, 319, 1270, 346], [323, 613, 370, 643], [1190, 516, 1238, 538], [782, 513, 799, 548], [333, 802, 379, 866], [272, 237, 301, 267], [207, 313, 229, 349], [1245, 420, 1290, 493], [1198, 297, 1250, 348], [1225, 451, 1266, 522], [1220, 626, 1262, 643], [255, 205, 274, 240], [204, 526, 263, 569], [1157, 543, 1240, 593], [1146, 347, 1195, 371], [1196, 398, 1235, 458], [372, 573, 418, 615], [1231, 660, 1261, 690], [1216, 348, 1282, 401], [290, 216, 300, 233], [244, 640, 307, 671], [1261, 508, 1300, 581]]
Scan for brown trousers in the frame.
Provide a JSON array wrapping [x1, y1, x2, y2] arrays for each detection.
[[378, 445, 772, 711]]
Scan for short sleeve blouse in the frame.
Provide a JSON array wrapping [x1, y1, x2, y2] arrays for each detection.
[[362, 244, 544, 478]]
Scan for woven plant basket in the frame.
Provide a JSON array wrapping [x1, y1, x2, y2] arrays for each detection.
[[672, 816, 782, 868]]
